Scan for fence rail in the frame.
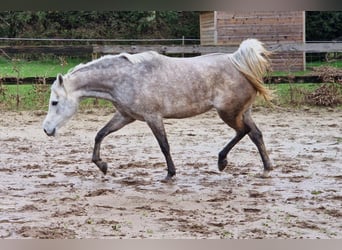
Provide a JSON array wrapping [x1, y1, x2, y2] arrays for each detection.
[[0, 45, 93, 56], [268, 42, 342, 53], [95, 43, 342, 54], [1, 42, 342, 57]]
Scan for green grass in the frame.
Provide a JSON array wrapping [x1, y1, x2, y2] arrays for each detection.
[[271, 60, 342, 77], [0, 57, 85, 77], [1, 82, 329, 111], [271, 70, 308, 77], [1, 84, 35, 109], [0, 84, 50, 110], [268, 83, 318, 106], [271, 83, 318, 97], [0, 56, 341, 110], [0, 56, 341, 78], [1, 82, 341, 111], [251, 83, 320, 107], [307, 60, 342, 68], [0, 84, 112, 110]]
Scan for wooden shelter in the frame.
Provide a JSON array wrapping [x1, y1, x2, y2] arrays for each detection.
[[200, 11, 306, 71]]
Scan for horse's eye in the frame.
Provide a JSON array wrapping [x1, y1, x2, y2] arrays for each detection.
[[51, 101, 58, 106]]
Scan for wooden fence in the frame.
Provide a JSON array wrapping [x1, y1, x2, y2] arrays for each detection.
[[0, 45, 93, 56], [1, 43, 342, 56], [1, 43, 341, 84]]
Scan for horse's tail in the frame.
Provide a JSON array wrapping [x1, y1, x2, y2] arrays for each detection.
[[230, 38, 272, 102]]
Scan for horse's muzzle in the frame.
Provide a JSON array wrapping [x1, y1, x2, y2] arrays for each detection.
[[44, 128, 56, 137]]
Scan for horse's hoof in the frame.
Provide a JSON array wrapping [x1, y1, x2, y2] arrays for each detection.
[[218, 159, 227, 171], [256, 170, 271, 179], [161, 174, 175, 183], [265, 165, 274, 171], [98, 162, 108, 175]]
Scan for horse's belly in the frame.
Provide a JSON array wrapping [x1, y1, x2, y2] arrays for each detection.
[[163, 101, 213, 119]]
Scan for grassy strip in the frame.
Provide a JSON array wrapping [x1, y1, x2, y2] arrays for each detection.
[[0, 57, 85, 78], [0, 84, 113, 111], [272, 61, 342, 76], [0, 57, 341, 78], [268, 83, 318, 106], [1, 57, 341, 110], [1, 82, 337, 111]]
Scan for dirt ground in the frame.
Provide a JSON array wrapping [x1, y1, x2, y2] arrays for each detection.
[[0, 107, 341, 239]]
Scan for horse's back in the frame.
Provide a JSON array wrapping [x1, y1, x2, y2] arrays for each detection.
[[113, 52, 254, 120]]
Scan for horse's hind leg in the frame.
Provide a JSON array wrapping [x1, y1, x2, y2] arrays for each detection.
[[145, 115, 176, 182], [217, 108, 272, 173], [243, 109, 273, 173], [92, 112, 134, 175], [217, 110, 249, 171]]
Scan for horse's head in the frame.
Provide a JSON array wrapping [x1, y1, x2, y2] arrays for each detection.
[[43, 74, 78, 136]]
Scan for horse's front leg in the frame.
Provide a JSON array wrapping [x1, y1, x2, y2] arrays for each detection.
[[92, 112, 134, 175], [145, 115, 176, 182]]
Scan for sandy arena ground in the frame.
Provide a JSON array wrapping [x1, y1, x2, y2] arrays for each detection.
[[0, 107, 341, 238]]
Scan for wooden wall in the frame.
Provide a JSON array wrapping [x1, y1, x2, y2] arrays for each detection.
[[200, 11, 306, 71], [200, 12, 217, 46]]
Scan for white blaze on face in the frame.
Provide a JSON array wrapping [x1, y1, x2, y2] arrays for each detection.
[[42, 74, 78, 136]]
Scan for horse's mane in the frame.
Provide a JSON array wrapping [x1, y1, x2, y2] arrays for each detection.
[[119, 51, 159, 64], [67, 51, 159, 76]]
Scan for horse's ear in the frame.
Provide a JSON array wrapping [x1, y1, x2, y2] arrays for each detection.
[[57, 74, 64, 86]]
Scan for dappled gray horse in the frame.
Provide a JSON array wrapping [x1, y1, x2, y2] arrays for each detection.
[[43, 38, 273, 181]]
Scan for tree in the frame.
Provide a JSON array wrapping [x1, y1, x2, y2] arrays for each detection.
[[0, 11, 200, 41], [306, 11, 342, 41]]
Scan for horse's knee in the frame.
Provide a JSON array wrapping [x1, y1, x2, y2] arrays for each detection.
[[95, 131, 105, 144], [247, 123, 262, 141], [250, 129, 262, 140]]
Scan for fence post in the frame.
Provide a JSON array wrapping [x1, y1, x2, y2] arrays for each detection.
[[92, 52, 98, 60], [182, 36, 185, 57]]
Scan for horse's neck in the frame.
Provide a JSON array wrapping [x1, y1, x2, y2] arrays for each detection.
[[68, 71, 114, 102]]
